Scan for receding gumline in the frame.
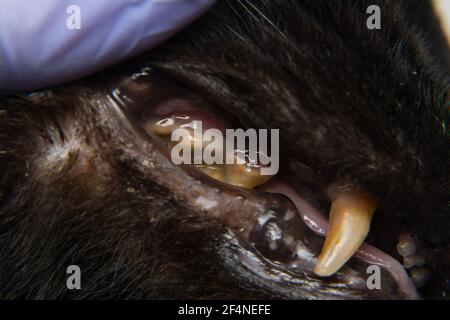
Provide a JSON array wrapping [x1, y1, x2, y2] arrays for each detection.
[[261, 180, 420, 300]]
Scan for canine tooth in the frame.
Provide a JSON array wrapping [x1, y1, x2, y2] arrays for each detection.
[[314, 188, 377, 277], [397, 234, 417, 257], [403, 255, 426, 269]]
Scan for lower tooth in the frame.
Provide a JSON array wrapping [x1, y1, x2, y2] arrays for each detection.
[[410, 267, 431, 287], [403, 255, 426, 269], [397, 234, 417, 257]]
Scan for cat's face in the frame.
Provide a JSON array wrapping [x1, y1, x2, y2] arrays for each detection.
[[0, 0, 448, 299]]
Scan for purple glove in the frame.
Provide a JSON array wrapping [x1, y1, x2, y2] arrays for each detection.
[[0, 0, 216, 92]]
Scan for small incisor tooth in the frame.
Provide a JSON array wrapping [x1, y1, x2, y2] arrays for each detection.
[[403, 255, 426, 269], [410, 267, 431, 287], [314, 187, 377, 277], [396, 234, 417, 257]]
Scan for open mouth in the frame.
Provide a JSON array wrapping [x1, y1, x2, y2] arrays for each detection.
[[110, 69, 449, 300], [258, 180, 420, 299]]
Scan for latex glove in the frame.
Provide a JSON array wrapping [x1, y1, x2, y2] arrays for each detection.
[[0, 0, 216, 92]]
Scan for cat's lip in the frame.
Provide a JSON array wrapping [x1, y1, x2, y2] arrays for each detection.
[[258, 180, 420, 300]]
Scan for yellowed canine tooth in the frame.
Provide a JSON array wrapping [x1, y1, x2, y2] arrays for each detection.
[[314, 187, 377, 277]]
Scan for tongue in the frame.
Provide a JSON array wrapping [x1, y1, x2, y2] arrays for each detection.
[[261, 180, 420, 300]]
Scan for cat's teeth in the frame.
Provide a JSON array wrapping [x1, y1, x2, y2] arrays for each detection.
[[146, 115, 192, 136], [223, 163, 273, 189], [196, 162, 273, 189], [196, 165, 225, 181], [149, 115, 274, 189], [396, 234, 417, 257], [314, 188, 377, 277], [403, 255, 426, 269], [410, 267, 431, 287]]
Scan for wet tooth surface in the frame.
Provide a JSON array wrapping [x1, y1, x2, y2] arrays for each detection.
[[224, 162, 273, 189], [147, 114, 274, 189], [410, 267, 431, 287], [314, 188, 377, 277], [403, 255, 426, 269], [397, 234, 417, 257]]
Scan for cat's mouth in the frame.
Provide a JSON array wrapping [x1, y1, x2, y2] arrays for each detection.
[[256, 179, 433, 300], [225, 171, 448, 299], [109, 70, 449, 300]]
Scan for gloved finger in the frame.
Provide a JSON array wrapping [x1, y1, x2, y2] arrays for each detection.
[[0, 0, 216, 92]]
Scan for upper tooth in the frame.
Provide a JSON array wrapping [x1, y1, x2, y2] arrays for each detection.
[[146, 115, 191, 136], [314, 187, 377, 277], [196, 164, 225, 181]]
